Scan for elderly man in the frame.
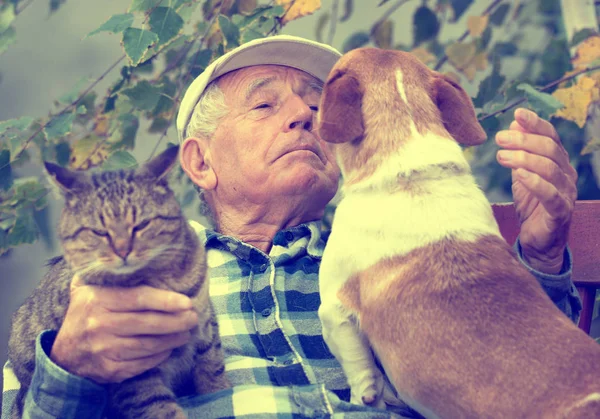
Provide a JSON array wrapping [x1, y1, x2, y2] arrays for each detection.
[[2, 35, 580, 418]]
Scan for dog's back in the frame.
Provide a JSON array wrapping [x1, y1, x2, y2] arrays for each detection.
[[317, 48, 600, 418]]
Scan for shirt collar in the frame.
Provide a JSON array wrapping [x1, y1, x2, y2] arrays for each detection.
[[188, 220, 327, 262]]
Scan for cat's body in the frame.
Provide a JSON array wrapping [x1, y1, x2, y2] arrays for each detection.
[[8, 146, 229, 419]]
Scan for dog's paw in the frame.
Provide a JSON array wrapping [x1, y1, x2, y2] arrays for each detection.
[[350, 370, 386, 409]]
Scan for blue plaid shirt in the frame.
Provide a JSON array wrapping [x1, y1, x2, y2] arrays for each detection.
[[2, 220, 581, 418]]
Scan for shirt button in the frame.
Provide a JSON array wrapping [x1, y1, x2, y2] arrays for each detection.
[[258, 263, 267, 272], [283, 359, 294, 366], [285, 232, 294, 242], [261, 308, 272, 317]]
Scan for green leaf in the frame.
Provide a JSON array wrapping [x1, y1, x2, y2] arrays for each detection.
[[449, 0, 473, 21], [571, 28, 598, 47], [149, 7, 184, 46], [44, 112, 75, 140], [489, 3, 510, 26], [478, 115, 500, 145], [0, 3, 16, 34], [109, 114, 139, 149], [129, 0, 163, 13], [0, 149, 13, 191], [218, 15, 240, 49], [121, 80, 162, 111], [491, 42, 517, 57], [176, 0, 199, 21], [473, 61, 504, 108], [152, 79, 176, 116], [516, 83, 564, 120], [340, 0, 353, 22], [413, 6, 439, 46], [87, 13, 134, 38], [372, 19, 393, 49], [54, 141, 71, 166], [240, 28, 263, 44], [121, 27, 159, 66], [342, 31, 370, 53], [13, 178, 48, 204], [57, 77, 88, 104], [101, 150, 138, 171], [7, 212, 38, 247], [315, 12, 329, 43], [32, 205, 53, 249], [0, 116, 34, 136], [0, 26, 16, 55], [49, 0, 66, 14], [148, 117, 170, 133], [0, 117, 34, 161]]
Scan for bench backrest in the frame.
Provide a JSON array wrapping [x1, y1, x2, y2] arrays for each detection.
[[492, 201, 600, 335]]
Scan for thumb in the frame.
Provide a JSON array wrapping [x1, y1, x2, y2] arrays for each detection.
[[70, 273, 86, 290]]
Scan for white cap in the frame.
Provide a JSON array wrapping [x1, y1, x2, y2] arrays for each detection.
[[176, 34, 342, 142]]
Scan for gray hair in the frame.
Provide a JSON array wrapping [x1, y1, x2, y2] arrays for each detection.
[[184, 81, 229, 226]]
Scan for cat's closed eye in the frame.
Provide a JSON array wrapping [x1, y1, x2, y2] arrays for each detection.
[[90, 229, 109, 237], [133, 219, 151, 233]]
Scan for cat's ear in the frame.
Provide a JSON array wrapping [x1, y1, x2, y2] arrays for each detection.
[[141, 145, 179, 180], [44, 162, 88, 192]]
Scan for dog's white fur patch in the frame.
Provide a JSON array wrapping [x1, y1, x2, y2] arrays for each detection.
[[571, 392, 600, 410], [319, 129, 501, 407], [395, 69, 408, 104]]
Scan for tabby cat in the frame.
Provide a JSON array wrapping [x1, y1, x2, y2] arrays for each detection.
[[8, 145, 229, 419]]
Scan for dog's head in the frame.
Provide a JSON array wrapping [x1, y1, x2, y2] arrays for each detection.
[[316, 48, 486, 180]]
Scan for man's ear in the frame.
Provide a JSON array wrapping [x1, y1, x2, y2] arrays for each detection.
[[180, 137, 217, 191], [431, 72, 487, 146]]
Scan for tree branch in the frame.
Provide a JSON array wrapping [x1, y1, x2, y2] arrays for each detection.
[[15, 0, 35, 15], [478, 63, 600, 122], [13, 54, 126, 163], [433, 0, 504, 71], [372, 0, 410, 32]]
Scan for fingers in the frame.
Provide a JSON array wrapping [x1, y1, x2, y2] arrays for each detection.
[[71, 283, 192, 313], [512, 108, 560, 143], [89, 349, 173, 384], [512, 168, 573, 222], [100, 309, 199, 336], [495, 108, 578, 204], [496, 146, 574, 200], [97, 332, 192, 362]]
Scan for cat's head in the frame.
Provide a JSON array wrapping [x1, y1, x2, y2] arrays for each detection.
[[45, 146, 189, 282]]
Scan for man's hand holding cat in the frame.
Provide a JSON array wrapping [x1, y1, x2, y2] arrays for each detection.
[[50, 274, 199, 384]]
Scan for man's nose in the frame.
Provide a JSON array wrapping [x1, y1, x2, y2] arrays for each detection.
[[286, 96, 314, 131]]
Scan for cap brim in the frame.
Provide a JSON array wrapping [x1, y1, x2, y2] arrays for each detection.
[[177, 35, 342, 142]]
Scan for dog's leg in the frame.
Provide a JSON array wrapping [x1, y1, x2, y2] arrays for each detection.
[[319, 300, 385, 408]]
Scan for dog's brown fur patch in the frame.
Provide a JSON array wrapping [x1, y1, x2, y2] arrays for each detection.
[[317, 48, 485, 186], [339, 234, 600, 418]]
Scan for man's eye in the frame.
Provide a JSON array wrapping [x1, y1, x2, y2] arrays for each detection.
[[254, 103, 271, 110]]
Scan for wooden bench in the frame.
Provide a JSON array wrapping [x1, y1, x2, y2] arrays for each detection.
[[492, 200, 600, 335]]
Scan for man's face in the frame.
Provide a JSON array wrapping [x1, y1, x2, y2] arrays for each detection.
[[206, 65, 340, 219]]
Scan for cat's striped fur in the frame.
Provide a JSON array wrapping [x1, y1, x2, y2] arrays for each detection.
[[8, 146, 229, 419]]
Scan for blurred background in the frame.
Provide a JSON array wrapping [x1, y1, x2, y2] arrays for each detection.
[[1, 0, 600, 411]]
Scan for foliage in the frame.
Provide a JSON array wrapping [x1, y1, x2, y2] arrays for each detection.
[[1, 0, 600, 255]]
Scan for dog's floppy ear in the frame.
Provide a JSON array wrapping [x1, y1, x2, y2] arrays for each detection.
[[431, 73, 486, 146], [317, 72, 365, 144]]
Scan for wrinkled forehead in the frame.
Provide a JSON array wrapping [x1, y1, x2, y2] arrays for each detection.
[[215, 64, 323, 103]]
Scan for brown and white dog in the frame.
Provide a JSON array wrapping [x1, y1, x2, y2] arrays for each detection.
[[316, 47, 600, 418]]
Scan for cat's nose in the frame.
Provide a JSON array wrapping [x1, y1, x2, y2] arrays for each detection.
[[112, 237, 132, 260]]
